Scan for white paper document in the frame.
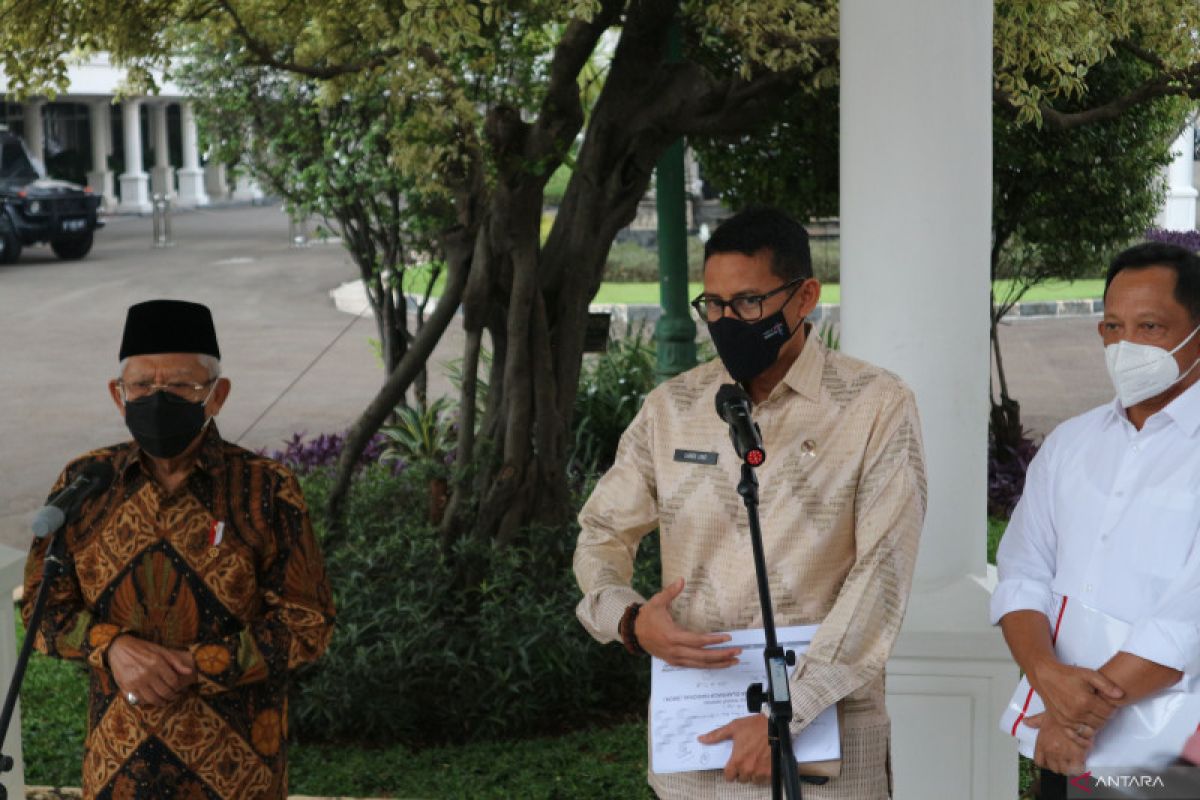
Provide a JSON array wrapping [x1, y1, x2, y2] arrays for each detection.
[[1000, 596, 1200, 769], [650, 625, 841, 774]]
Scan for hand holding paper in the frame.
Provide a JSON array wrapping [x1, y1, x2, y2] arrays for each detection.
[[651, 625, 840, 775]]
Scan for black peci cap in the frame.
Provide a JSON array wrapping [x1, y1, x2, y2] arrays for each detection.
[[118, 300, 220, 361]]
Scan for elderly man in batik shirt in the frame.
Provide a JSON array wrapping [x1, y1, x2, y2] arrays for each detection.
[[23, 299, 335, 800], [574, 208, 926, 799]]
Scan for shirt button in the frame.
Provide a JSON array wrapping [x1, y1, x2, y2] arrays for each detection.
[[1086, 584, 1094, 593]]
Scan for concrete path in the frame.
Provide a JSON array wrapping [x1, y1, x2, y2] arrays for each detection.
[[0, 202, 1113, 552]]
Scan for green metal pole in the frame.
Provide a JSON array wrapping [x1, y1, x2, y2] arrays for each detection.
[[654, 22, 697, 381]]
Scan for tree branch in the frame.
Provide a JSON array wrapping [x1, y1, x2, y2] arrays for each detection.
[[994, 63, 1200, 130], [216, 0, 398, 79]]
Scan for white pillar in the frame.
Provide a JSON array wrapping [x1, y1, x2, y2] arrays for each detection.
[[841, 2, 1016, 799], [0, 544, 27, 799], [118, 99, 151, 214], [86, 102, 116, 210], [149, 103, 175, 200], [204, 162, 229, 201], [1156, 120, 1198, 232], [231, 171, 265, 203], [175, 103, 209, 208], [21, 100, 45, 175]]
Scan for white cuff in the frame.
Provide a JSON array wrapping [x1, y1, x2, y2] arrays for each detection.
[[989, 579, 1055, 626], [1121, 617, 1200, 673]]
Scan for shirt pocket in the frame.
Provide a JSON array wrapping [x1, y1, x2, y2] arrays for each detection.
[[1132, 487, 1200, 579]]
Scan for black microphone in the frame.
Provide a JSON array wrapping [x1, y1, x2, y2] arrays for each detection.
[[715, 384, 765, 466], [30, 461, 115, 539]]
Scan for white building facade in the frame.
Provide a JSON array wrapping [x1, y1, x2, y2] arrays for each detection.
[[0, 54, 233, 213]]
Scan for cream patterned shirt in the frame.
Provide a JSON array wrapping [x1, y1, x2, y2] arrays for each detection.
[[574, 334, 926, 799]]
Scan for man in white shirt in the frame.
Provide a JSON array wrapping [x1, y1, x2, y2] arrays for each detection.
[[992, 242, 1200, 798]]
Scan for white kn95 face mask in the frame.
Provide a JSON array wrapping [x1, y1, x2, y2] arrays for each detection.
[[1105, 322, 1200, 408]]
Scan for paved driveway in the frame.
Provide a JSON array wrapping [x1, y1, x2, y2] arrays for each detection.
[[0, 202, 1114, 551]]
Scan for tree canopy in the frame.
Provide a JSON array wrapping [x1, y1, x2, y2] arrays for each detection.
[[7, 1, 1200, 542]]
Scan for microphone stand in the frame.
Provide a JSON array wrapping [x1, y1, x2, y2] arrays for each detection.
[[0, 524, 69, 799], [737, 459, 815, 800]]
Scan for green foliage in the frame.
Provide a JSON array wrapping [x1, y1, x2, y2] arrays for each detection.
[[991, 51, 1187, 313], [379, 396, 456, 471], [288, 720, 654, 799], [291, 465, 662, 746], [16, 620, 87, 786], [570, 332, 659, 478], [987, 517, 1008, 566], [604, 239, 705, 284], [691, 84, 839, 225]]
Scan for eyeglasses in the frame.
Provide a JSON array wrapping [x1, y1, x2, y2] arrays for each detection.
[[116, 379, 216, 403], [690, 277, 805, 323]]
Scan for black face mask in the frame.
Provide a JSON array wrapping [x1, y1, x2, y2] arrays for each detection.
[[707, 310, 800, 383], [124, 390, 210, 459]]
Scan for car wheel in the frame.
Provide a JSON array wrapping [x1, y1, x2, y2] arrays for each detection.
[[0, 220, 21, 264], [50, 232, 93, 260]]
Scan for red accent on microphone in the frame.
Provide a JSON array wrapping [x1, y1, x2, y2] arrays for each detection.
[[747, 449, 765, 467]]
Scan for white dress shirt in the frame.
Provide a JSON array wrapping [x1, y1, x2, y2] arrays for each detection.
[[991, 381, 1200, 672]]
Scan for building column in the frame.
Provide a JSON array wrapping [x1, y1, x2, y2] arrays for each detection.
[[175, 103, 209, 208], [150, 103, 175, 200], [22, 100, 45, 174], [87, 101, 116, 210], [118, 99, 151, 214], [841, 1, 1017, 799], [204, 162, 229, 201], [231, 171, 264, 203], [1157, 120, 1198, 232]]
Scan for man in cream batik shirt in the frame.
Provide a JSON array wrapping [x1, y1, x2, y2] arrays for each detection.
[[573, 208, 926, 799]]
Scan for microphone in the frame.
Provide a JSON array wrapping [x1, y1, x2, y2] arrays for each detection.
[[30, 461, 115, 539], [715, 384, 766, 466]]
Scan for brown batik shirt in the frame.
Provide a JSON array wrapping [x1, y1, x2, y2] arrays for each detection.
[[23, 424, 335, 800], [574, 334, 926, 799]]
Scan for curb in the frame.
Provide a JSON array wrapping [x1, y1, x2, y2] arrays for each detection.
[[329, 280, 1103, 326]]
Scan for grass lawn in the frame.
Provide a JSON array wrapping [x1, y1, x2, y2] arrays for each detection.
[[590, 278, 1106, 307], [412, 274, 1106, 307], [15, 620, 651, 798]]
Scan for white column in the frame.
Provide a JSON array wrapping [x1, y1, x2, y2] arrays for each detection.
[[22, 100, 45, 174], [86, 101, 116, 210], [118, 99, 151, 214], [231, 171, 265, 203], [204, 162, 229, 201], [1156, 120, 1198, 232], [149, 103, 175, 200], [842, 2, 1016, 799], [175, 102, 209, 207]]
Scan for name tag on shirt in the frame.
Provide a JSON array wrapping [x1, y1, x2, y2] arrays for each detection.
[[673, 449, 719, 465]]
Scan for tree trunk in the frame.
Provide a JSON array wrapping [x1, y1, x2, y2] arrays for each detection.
[[989, 233, 1025, 453]]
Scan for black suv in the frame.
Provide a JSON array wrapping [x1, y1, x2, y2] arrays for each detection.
[[0, 130, 104, 264]]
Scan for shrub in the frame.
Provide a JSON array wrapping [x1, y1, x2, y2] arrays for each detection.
[[988, 426, 1039, 519], [264, 431, 387, 474], [1145, 227, 1200, 252], [290, 465, 662, 746], [604, 239, 706, 283], [570, 332, 659, 480]]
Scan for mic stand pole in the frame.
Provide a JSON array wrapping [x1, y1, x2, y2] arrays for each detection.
[[0, 527, 69, 799], [738, 461, 805, 800]]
